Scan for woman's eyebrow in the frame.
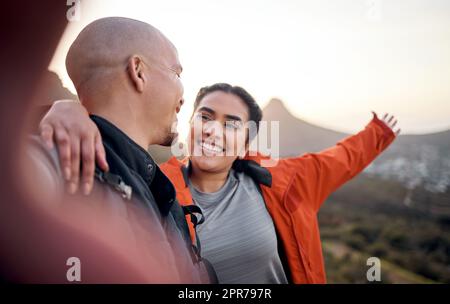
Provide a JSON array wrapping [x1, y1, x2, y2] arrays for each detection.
[[198, 106, 215, 115], [198, 107, 242, 121], [224, 114, 242, 121]]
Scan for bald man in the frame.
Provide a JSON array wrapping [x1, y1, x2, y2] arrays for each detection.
[[64, 17, 184, 193], [28, 17, 216, 283]]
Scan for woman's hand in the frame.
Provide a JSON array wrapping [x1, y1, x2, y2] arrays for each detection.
[[39, 100, 109, 195], [380, 113, 401, 136]]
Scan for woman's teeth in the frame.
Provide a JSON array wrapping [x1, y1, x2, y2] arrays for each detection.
[[201, 142, 223, 153]]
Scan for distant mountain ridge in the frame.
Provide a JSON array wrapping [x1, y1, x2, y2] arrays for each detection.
[[261, 98, 450, 193]]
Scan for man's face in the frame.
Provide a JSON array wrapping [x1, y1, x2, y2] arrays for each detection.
[[188, 91, 249, 173], [142, 43, 184, 146]]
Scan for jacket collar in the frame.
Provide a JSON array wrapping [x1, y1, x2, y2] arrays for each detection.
[[175, 157, 272, 188], [90, 115, 157, 185], [232, 159, 272, 187]]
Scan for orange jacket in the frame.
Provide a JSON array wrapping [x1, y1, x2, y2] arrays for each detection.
[[160, 113, 396, 284]]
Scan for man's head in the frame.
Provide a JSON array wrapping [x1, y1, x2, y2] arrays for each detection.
[[188, 83, 262, 173], [66, 17, 184, 148]]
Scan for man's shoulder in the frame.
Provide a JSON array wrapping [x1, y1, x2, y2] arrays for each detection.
[[28, 135, 63, 176], [27, 135, 132, 203], [25, 135, 66, 200]]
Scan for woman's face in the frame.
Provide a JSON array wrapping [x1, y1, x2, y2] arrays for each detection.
[[188, 91, 249, 173]]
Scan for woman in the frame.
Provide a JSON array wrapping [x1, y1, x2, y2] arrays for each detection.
[[39, 83, 400, 283]]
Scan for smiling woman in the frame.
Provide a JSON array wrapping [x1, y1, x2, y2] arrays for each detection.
[[188, 84, 262, 188]]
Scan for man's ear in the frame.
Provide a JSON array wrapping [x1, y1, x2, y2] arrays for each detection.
[[127, 56, 147, 93]]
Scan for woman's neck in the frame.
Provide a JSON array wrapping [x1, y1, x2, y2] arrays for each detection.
[[189, 164, 231, 193]]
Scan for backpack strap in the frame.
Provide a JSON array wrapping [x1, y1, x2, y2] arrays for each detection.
[[95, 167, 133, 200], [232, 159, 272, 187], [182, 204, 204, 258]]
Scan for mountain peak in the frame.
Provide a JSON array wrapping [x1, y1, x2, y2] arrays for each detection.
[[264, 98, 289, 111], [262, 98, 296, 122]]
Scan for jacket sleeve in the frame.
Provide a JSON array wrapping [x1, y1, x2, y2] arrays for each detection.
[[278, 112, 396, 212]]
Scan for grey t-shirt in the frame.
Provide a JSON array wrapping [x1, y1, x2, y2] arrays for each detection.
[[189, 169, 288, 284]]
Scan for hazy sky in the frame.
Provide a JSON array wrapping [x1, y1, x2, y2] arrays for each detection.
[[49, 0, 450, 138]]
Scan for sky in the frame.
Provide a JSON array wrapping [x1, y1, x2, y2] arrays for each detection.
[[49, 0, 450, 139]]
